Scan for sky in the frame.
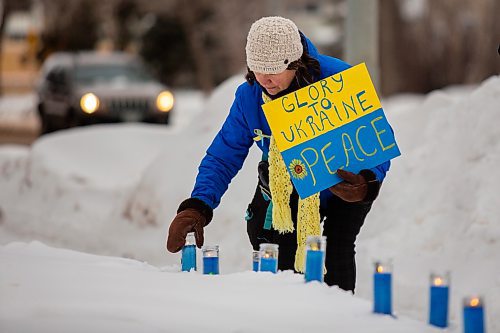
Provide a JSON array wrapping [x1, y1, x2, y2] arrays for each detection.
[[0, 74, 499, 332]]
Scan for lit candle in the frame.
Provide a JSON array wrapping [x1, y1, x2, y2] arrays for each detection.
[[202, 245, 219, 275], [463, 296, 485, 333], [181, 232, 196, 272], [304, 235, 326, 283], [373, 261, 392, 315], [429, 273, 449, 328], [259, 243, 278, 273], [252, 250, 260, 272]]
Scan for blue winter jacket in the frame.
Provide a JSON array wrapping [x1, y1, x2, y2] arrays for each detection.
[[192, 37, 390, 210]]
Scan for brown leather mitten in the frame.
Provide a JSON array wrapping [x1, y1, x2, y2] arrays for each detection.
[[328, 169, 380, 203], [166, 208, 206, 253], [166, 198, 213, 253]]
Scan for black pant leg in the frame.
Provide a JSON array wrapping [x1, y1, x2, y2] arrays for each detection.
[[245, 181, 299, 272], [246, 182, 274, 250], [322, 195, 372, 292]]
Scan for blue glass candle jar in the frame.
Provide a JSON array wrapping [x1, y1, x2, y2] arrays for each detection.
[[252, 250, 260, 272], [304, 235, 326, 283], [259, 243, 278, 273], [202, 245, 219, 275], [463, 296, 485, 333], [373, 261, 392, 315], [181, 232, 197, 272], [429, 273, 450, 328]]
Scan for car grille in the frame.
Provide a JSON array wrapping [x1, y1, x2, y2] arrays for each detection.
[[107, 98, 150, 115]]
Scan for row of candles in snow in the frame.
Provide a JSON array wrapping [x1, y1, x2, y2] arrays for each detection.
[[181, 233, 485, 333], [374, 262, 485, 333], [181, 232, 326, 279]]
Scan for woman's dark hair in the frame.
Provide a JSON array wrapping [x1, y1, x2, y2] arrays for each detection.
[[245, 52, 320, 87]]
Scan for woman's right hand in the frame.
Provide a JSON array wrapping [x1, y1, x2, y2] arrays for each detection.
[[166, 208, 206, 253]]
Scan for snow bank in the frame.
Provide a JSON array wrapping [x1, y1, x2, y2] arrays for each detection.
[[0, 241, 441, 333], [356, 76, 500, 328]]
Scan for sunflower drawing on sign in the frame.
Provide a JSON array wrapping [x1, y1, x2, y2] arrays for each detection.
[[289, 159, 308, 180]]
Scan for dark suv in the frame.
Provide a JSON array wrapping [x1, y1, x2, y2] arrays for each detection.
[[36, 52, 175, 133]]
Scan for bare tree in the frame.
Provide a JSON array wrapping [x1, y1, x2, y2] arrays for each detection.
[[380, 0, 500, 95], [174, 0, 215, 93], [114, 0, 138, 51], [208, 0, 267, 79], [38, 0, 98, 60], [0, 0, 12, 96]]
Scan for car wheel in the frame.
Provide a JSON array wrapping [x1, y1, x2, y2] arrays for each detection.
[[160, 113, 171, 125], [39, 106, 57, 135], [65, 108, 78, 129]]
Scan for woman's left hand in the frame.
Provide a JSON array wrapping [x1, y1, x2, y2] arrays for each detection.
[[328, 169, 369, 202]]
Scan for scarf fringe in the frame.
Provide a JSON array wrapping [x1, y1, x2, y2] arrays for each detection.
[[294, 194, 321, 272]]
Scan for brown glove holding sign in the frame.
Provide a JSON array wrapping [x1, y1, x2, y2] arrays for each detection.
[[166, 198, 213, 253], [329, 169, 381, 202]]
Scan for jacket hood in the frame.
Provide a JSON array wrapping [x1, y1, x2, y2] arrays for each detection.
[[300, 32, 320, 59]]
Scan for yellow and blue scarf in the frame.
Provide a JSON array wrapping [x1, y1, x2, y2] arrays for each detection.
[[261, 93, 321, 273]]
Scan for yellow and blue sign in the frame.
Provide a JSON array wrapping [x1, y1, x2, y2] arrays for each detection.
[[262, 63, 401, 199]]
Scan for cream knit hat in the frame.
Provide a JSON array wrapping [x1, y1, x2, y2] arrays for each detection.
[[246, 16, 303, 74]]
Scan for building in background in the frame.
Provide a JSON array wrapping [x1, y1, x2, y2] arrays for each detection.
[[0, 0, 42, 94]]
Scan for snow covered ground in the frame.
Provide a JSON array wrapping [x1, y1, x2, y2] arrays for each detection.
[[1, 241, 441, 333], [1, 75, 499, 332]]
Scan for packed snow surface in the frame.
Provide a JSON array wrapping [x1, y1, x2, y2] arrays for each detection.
[[1, 241, 442, 333]]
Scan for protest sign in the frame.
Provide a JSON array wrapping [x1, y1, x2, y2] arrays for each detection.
[[262, 63, 401, 199]]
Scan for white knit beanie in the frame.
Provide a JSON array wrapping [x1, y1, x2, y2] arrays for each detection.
[[246, 16, 303, 74]]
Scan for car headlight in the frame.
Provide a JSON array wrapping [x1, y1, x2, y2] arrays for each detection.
[[156, 91, 174, 112], [80, 93, 100, 114]]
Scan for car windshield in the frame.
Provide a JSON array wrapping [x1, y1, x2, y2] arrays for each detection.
[[74, 64, 153, 85]]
